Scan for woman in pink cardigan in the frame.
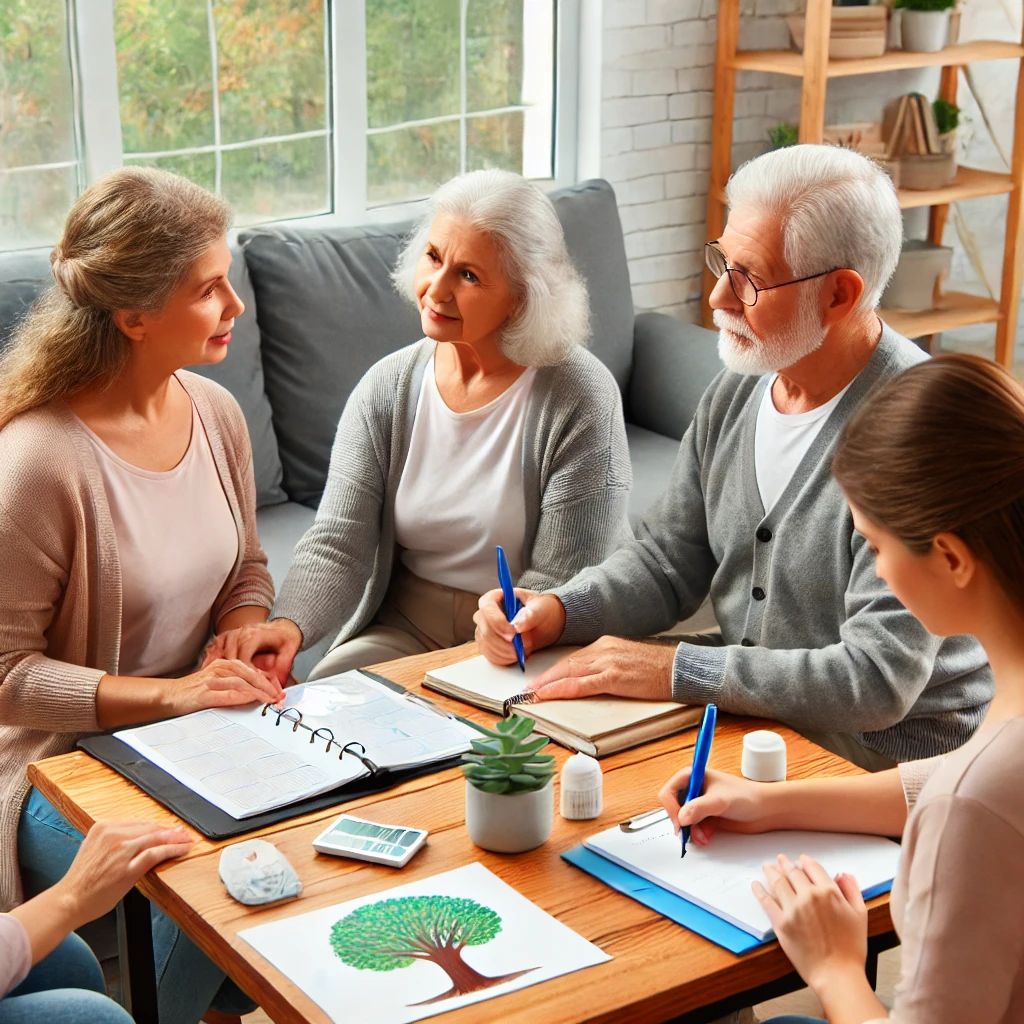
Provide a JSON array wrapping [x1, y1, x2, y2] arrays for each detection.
[[0, 168, 279, 1024]]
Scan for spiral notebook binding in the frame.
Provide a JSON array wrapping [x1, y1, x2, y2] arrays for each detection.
[[260, 703, 380, 773]]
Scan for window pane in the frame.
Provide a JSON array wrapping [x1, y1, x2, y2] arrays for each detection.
[[367, 122, 459, 207], [0, 167, 77, 250], [465, 0, 524, 114], [366, 0, 460, 129], [223, 136, 330, 225], [124, 152, 217, 193], [467, 112, 523, 174], [1, 0, 78, 248], [114, 0, 214, 153], [214, 0, 327, 146]]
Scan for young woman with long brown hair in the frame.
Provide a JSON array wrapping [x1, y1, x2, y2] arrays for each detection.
[[659, 353, 1024, 1024], [0, 167, 282, 1024]]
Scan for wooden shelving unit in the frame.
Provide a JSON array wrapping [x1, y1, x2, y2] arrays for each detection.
[[702, 0, 1024, 368]]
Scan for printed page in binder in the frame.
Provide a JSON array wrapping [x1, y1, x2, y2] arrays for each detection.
[[583, 814, 901, 940], [114, 672, 472, 820]]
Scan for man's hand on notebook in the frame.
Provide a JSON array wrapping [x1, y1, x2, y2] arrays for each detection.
[[522, 637, 675, 702], [474, 589, 566, 664]]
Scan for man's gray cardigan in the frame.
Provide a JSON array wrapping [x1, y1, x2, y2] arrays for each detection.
[[552, 326, 993, 763], [275, 338, 633, 651]]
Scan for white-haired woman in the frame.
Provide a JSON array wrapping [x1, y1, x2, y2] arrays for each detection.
[[0, 166, 281, 1024], [217, 169, 633, 681]]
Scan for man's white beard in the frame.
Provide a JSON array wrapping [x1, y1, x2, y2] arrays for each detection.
[[714, 288, 826, 376]]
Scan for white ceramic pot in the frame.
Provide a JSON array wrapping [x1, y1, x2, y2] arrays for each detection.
[[900, 9, 950, 53], [465, 780, 553, 853]]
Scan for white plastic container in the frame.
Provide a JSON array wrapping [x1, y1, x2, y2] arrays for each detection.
[[741, 730, 787, 783], [559, 753, 603, 820]]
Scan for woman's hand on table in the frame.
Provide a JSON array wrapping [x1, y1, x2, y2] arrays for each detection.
[[204, 618, 303, 687], [474, 589, 566, 665], [754, 854, 875, 1011], [169, 659, 285, 715], [658, 767, 776, 845]]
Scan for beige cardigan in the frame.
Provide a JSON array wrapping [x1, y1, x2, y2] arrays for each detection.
[[0, 371, 274, 910]]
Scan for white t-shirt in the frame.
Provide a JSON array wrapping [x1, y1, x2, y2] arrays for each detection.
[[754, 374, 854, 515], [81, 401, 239, 678], [393, 358, 537, 595]]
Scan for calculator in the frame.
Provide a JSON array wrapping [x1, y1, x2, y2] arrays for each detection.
[[311, 813, 428, 867]]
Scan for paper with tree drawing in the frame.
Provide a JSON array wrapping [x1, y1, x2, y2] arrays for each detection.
[[238, 862, 610, 1023], [584, 814, 901, 940]]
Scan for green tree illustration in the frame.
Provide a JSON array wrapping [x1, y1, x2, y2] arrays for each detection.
[[329, 894, 536, 1005]]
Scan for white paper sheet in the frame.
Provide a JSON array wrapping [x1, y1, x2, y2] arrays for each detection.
[[585, 815, 902, 939], [238, 862, 611, 1024], [116, 706, 367, 819]]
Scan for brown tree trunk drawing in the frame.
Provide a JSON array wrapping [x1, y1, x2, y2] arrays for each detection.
[[409, 938, 537, 1005]]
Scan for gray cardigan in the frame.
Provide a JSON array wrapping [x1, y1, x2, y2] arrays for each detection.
[[552, 326, 993, 763], [275, 339, 633, 650]]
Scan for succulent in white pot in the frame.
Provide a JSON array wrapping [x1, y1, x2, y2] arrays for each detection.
[[896, 0, 955, 53], [462, 716, 556, 854]]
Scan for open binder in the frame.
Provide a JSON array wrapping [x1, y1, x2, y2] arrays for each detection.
[[78, 671, 473, 839]]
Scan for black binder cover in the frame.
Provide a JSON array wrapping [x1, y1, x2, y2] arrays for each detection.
[[77, 671, 471, 839]]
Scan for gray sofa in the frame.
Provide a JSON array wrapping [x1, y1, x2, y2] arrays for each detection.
[[0, 179, 721, 678]]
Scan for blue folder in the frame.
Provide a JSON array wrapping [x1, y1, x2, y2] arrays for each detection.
[[561, 845, 893, 956]]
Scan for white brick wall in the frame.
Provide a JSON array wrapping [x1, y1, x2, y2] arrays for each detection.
[[600, 0, 1024, 355]]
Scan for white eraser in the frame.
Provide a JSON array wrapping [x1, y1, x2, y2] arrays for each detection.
[[560, 752, 603, 820], [741, 730, 787, 782]]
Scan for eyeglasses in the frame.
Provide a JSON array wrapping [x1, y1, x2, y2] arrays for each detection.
[[704, 241, 840, 307]]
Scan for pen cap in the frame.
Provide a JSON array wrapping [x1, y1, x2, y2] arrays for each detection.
[[560, 753, 603, 820], [740, 730, 787, 782]]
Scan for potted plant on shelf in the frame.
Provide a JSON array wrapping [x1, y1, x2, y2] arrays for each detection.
[[462, 716, 556, 854], [895, 0, 956, 53], [767, 123, 798, 149], [933, 97, 961, 155]]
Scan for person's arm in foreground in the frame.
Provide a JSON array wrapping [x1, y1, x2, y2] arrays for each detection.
[[656, 768, 909, 1024], [6, 820, 191, 984]]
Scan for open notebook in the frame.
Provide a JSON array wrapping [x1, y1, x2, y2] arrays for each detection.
[[584, 812, 902, 940], [423, 648, 702, 757], [115, 672, 473, 819]]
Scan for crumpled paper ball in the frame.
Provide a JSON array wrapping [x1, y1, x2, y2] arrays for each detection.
[[218, 839, 302, 905]]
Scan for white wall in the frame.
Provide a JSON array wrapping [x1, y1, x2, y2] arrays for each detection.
[[599, 0, 1023, 358]]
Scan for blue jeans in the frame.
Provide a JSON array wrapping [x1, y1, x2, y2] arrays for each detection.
[[760, 1017, 827, 1023], [18, 788, 255, 1024], [0, 932, 132, 1024]]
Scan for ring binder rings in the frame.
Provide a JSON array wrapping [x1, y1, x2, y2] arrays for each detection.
[[98, 671, 474, 825]]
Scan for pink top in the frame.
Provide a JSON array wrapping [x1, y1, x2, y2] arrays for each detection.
[[80, 399, 238, 678], [0, 914, 31, 995]]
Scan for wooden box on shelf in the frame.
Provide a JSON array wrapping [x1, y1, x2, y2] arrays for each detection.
[[787, 6, 888, 59]]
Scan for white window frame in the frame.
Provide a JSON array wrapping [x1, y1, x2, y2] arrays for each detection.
[[11, 0, 583, 247]]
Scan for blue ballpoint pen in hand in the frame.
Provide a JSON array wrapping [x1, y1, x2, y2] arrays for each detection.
[[496, 545, 526, 672], [677, 703, 718, 858]]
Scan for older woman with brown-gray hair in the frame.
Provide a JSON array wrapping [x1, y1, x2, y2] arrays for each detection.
[[218, 168, 633, 682]]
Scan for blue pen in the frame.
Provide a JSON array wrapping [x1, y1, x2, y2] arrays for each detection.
[[677, 703, 717, 858], [496, 545, 526, 672]]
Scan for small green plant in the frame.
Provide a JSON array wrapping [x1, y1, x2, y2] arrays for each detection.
[[893, 0, 956, 11], [461, 716, 555, 795], [933, 97, 960, 135], [767, 123, 799, 149]]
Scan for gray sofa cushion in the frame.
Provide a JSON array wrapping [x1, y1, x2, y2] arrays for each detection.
[[240, 222, 423, 507], [0, 244, 286, 508], [628, 312, 722, 442], [549, 179, 635, 395], [624, 422, 681, 525], [241, 178, 637, 509]]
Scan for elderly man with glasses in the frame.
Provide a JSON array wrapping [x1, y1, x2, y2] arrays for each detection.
[[474, 144, 992, 771]]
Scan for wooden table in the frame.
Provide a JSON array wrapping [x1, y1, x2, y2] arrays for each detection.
[[29, 645, 897, 1024]]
